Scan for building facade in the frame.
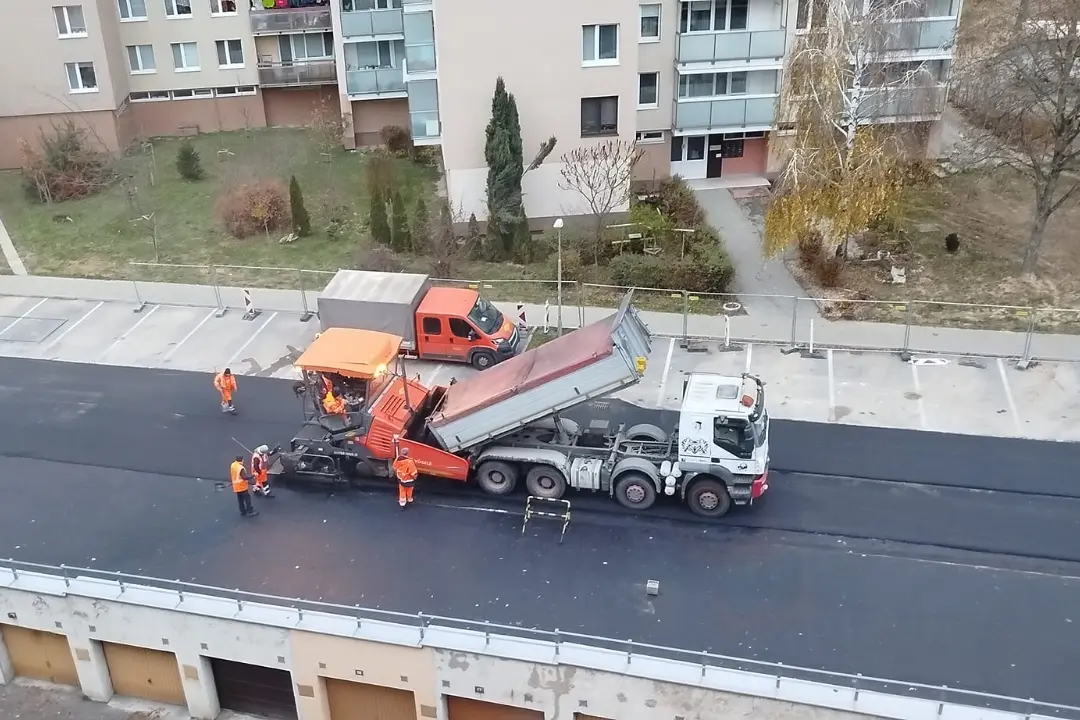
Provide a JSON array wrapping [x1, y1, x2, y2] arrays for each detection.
[[0, 0, 963, 220]]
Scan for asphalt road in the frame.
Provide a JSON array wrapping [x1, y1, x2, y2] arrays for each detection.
[[0, 357, 1078, 708]]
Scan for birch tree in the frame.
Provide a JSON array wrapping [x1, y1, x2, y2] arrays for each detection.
[[765, 0, 950, 257]]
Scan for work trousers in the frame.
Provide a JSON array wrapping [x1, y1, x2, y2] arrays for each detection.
[[236, 490, 253, 515], [398, 482, 414, 507]]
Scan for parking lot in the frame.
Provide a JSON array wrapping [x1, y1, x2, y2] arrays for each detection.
[[0, 293, 1077, 443]]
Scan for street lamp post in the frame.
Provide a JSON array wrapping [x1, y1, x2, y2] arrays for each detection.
[[553, 218, 564, 336]]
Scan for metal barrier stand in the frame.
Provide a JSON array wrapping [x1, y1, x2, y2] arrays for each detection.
[[521, 496, 571, 544]]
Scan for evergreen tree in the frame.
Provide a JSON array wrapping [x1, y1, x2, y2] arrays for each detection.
[[390, 189, 411, 252], [483, 77, 528, 260], [288, 175, 311, 237], [175, 140, 204, 181], [369, 184, 391, 245], [411, 195, 430, 253]]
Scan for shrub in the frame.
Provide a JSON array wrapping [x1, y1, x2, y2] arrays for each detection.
[[467, 213, 481, 243], [609, 253, 670, 289], [365, 149, 400, 195], [817, 257, 846, 288], [216, 179, 290, 238], [656, 176, 707, 228], [176, 141, 204, 181], [380, 125, 413, 157], [20, 121, 113, 203], [289, 175, 311, 237], [389, 189, 411, 252], [796, 230, 824, 269], [609, 245, 735, 294], [411, 195, 430, 253], [355, 244, 406, 273], [368, 185, 391, 245]]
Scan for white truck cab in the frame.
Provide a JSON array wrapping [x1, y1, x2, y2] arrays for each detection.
[[677, 372, 769, 480]]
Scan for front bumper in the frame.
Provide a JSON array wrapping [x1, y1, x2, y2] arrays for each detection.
[[750, 469, 769, 500]]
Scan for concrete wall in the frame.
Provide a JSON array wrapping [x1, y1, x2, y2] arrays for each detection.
[[0, 110, 123, 169], [128, 94, 266, 138]]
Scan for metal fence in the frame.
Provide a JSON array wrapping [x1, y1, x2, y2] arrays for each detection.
[[0, 560, 1076, 719]]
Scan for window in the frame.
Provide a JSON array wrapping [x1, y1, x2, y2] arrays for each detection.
[[421, 317, 442, 335], [679, 0, 749, 33], [215, 39, 244, 68], [639, 4, 661, 41], [215, 85, 257, 96], [172, 88, 213, 99], [279, 32, 334, 61], [638, 72, 659, 107], [165, 0, 192, 17], [677, 71, 747, 98], [343, 0, 400, 8], [65, 62, 98, 92], [54, 6, 87, 37], [127, 44, 156, 73], [448, 318, 474, 339], [582, 24, 619, 66], [636, 130, 664, 144], [670, 135, 706, 162], [347, 39, 397, 69], [210, 0, 236, 13], [581, 96, 619, 136], [171, 42, 200, 71], [795, 0, 827, 29], [117, 0, 147, 19]]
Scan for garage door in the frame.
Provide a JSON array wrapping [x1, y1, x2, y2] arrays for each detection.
[[0, 625, 78, 686], [210, 658, 298, 720], [102, 642, 185, 706], [445, 696, 543, 720], [325, 678, 417, 720]]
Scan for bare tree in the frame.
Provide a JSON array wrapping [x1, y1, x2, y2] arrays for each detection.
[[952, 0, 1080, 276], [311, 94, 349, 158], [558, 139, 643, 265], [765, 0, 950, 258], [427, 201, 475, 277]]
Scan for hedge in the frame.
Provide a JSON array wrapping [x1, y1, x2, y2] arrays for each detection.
[[609, 245, 735, 294]]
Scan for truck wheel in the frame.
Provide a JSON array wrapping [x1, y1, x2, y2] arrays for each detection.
[[475, 460, 518, 496], [471, 351, 496, 370], [687, 478, 732, 518], [525, 465, 567, 499], [615, 473, 657, 511], [625, 423, 668, 443]]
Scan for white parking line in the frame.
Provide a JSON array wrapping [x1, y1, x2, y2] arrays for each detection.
[[827, 348, 836, 422], [656, 337, 675, 407], [165, 309, 217, 360], [44, 301, 104, 350], [97, 305, 160, 361], [744, 343, 753, 373], [909, 361, 928, 429], [996, 357, 1023, 435], [224, 312, 279, 368], [0, 298, 49, 337]]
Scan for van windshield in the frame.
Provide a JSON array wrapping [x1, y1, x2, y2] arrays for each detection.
[[468, 297, 503, 335]]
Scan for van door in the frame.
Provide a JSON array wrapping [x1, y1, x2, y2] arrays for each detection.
[[417, 315, 461, 361], [447, 317, 481, 361]]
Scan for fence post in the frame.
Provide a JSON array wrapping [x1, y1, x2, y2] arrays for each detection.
[[210, 265, 227, 318], [681, 290, 689, 344], [900, 302, 915, 361], [577, 281, 586, 328], [297, 268, 314, 323], [789, 297, 799, 348], [1016, 310, 1036, 370], [130, 280, 147, 313]]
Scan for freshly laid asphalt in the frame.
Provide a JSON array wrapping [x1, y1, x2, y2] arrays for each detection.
[[0, 357, 1078, 708]]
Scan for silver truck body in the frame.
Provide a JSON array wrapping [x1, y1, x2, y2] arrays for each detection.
[[317, 270, 429, 349]]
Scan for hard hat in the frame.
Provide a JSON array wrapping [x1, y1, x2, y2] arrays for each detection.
[[399, 447, 410, 456], [256, 445, 269, 454]]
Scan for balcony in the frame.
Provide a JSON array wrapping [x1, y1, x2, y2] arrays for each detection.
[[249, 7, 331, 35], [407, 78, 440, 142], [858, 84, 948, 120], [404, 42, 435, 73], [340, 0, 404, 37], [676, 29, 786, 65], [674, 95, 777, 132], [346, 67, 406, 96], [878, 18, 958, 53], [258, 60, 337, 87]]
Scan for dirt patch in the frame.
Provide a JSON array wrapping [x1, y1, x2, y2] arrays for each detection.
[[0, 681, 161, 719]]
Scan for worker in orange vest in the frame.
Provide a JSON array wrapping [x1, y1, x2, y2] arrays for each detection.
[[250, 444, 277, 498], [230, 456, 258, 517], [214, 368, 237, 413], [322, 390, 346, 417], [392, 447, 418, 509]]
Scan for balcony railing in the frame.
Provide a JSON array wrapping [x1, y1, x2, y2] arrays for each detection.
[[857, 84, 948, 119], [257, 60, 337, 88], [249, 7, 331, 34], [410, 111, 440, 140], [341, 8, 404, 36], [676, 29, 786, 64], [876, 18, 957, 52], [346, 67, 406, 96], [404, 42, 436, 73], [673, 95, 777, 132]]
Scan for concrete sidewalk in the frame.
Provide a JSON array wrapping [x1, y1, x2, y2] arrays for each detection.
[[0, 273, 1076, 363]]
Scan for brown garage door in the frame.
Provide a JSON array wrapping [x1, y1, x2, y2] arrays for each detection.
[[575, 715, 614, 720], [210, 658, 297, 719], [102, 642, 185, 706], [325, 678, 417, 720], [446, 696, 543, 720], [0, 625, 78, 686]]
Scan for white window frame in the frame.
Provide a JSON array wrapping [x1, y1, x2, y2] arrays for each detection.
[[670, 135, 707, 162], [209, 0, 237, 15], [679, 0, 750, 33], [127, 44, 156, 74], [639, 4, 661, 42], [65, 62, 99, 93], [582, 24, 619, 67], [54, 6, 88, 38], [677, 70, 749, 99], [171, 41, 200, 72], [172, 87, 215, 100], [216, 38, 245, 68], [636, 130, 665, 144], [117, 0, 147, 20], [638, 72, 660, 108], [165, 0, 193, 18]]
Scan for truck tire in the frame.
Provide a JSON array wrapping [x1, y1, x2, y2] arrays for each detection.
[[475, 460, 518, 496], [624, 423, 668, 443], [687, 477, 732, 518], [615, 472, 657, 511], [471, 351, 496, 370], [525, 465, 567, 499]]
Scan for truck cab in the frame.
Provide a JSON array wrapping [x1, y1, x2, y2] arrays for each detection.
[[415, 287, 519, 369]]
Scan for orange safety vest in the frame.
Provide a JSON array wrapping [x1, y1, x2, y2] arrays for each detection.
[[251, 452, 268, 484], [393, 457, 418, 485], [230, 460, 249, 493], [215, 373, 237, 393], [323, 392, 345, 415]]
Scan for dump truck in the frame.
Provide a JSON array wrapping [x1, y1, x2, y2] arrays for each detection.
[[272, 291, 770, 518], [317, 270, 520, 370]]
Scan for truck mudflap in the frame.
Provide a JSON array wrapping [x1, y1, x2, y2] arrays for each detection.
[[427, 291, 652, 454]]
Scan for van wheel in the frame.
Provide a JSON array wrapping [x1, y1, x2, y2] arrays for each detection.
[[471, 351, 496, 370], [475, 460, 518, 496], [526, 465, 567, 499], [687, 477, 732, 518], [614, 472, 657, 511]]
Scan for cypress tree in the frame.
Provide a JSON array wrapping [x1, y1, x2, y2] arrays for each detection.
[[411, 195, 430, 253], [289, 175, 311, 237], [369, 184, 391, 245], [484, 78, 528, 260], [390, 189, 411, 252]]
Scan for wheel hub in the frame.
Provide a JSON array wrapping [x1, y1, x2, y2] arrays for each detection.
[[698, 491, 719, 510], [488, 471, 506, 486], [538, 475, 555, 490], [626, 484, 646, 503]]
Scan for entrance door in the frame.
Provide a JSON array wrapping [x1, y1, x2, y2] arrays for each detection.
[[706, 134, 725, 178]]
